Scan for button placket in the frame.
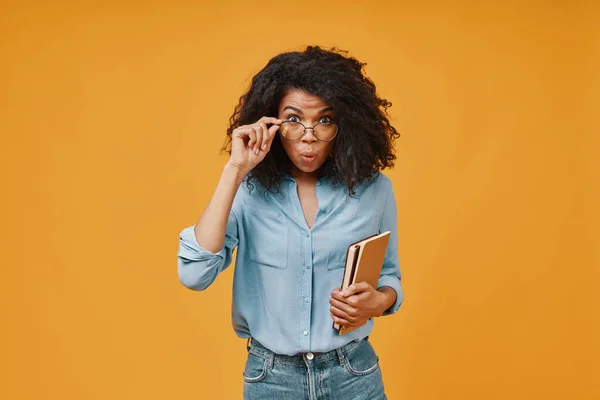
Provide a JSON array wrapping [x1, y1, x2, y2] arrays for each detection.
[[301, 229, 313, 348]]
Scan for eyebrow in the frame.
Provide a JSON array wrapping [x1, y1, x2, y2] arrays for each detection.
[[283, 105, 334, 114]]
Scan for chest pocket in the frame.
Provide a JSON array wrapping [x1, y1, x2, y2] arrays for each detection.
[[325, 209, 380, 271], [242, 205, 288, 269]]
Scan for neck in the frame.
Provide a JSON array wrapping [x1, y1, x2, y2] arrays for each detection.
[[290, 167, 319, 185]]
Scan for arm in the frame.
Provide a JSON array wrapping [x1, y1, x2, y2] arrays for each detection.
[[329, 180, 403, 327], [177, 164, 244, 291], [375, 182, 403, 315], [178, 116, 282, 290], [194, 163, 247, 254], [196, 115, 281, 252]]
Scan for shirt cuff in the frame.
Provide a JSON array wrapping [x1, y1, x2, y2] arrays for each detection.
[[377, 275, 404, 316], [178, 226, 226, 264]]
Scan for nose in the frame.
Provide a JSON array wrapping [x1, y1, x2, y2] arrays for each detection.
[[302, 127, 318, 143]]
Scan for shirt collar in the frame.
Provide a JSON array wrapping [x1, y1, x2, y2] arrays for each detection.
[[283, 174, 330, 186]]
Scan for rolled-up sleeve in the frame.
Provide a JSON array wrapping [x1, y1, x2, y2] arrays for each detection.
[[377, 183, 403, 315], [177, 210, 239, 291]]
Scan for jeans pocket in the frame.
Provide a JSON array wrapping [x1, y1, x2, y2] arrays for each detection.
[[343, 341, 381, 376], [243, 353, 268, 383]]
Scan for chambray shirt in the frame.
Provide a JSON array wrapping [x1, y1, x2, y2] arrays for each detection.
[[177, 172, 403, 356]]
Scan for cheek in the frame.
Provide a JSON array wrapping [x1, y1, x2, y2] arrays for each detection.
[[279, 135, 295, 156], [322, 142, 335, 157]]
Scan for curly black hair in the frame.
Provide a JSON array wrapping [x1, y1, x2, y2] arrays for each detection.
[[222, 45, 400, 195]]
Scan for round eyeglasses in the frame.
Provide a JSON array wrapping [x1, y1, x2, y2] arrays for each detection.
[[279, 120, 338, 142]]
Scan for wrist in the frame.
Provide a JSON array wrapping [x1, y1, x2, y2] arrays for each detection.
[[224, 162, 250, 183], [375, 287, 396, 317]]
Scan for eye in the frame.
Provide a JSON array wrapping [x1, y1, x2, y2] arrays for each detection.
[[287, 115, 301, 123], [319, 116, 333, 124]]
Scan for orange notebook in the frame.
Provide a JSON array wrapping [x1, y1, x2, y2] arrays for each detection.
[[333, 231, 391, 335]]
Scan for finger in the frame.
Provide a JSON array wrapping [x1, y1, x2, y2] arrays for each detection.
[[260, 123, 280, 153], [268, 123, 280, 136], [329, 297, 356, 315], [247, 128, 257, 150], [330, 312, 351, 327], [259, 117, 283, 139], [258, 116, 284, 125], [232, 127, 254, 143], [330, 305, 354, 322], [343, 294, 360, 308], [252, 126, 263, 155], [341, 281, 371, 297], [232, 126, 252, 137], [331, 288, 346, 302], [260, 123, 269, 151]]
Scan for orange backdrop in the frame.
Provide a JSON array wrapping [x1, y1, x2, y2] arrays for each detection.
[[1, 1, 598, 399]]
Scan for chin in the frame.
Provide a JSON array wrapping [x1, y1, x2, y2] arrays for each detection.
[[292, 159, 324, 174]]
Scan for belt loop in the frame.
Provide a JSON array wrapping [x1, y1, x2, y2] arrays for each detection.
[[267, 351, 274, 369], [336, 347, 345, 366]]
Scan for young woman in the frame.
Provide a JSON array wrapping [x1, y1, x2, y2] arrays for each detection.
[[178, 46, 403, 399]]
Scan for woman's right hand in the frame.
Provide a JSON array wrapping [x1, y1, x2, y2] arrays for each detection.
[[227, 116, 282, 174]]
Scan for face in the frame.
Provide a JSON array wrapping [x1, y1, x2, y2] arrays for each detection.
[[277, 89, 337, 178]]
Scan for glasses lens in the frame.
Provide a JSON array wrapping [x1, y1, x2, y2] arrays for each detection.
[[314, 123, 338, 141], [280, 121, 304, 140]]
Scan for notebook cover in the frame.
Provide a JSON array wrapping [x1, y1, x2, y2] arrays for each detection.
[[332, 244, 360, 331], [337, 231, 391, 335], [332, 231, 391, 335]]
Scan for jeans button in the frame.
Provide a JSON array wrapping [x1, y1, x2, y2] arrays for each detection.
[[306, 352, 314, 360]]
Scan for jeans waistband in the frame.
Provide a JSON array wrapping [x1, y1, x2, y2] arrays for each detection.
[[246, 337, 367, 366]]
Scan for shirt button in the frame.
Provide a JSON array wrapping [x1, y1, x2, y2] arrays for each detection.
[[303, 330, 308, 336], [306, 352, 314, 360], [304, 298, 309, 303]]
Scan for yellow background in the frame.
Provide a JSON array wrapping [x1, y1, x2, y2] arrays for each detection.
[[1, 1, 598, 399]]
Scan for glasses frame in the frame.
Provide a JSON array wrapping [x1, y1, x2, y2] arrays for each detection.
[[279, 120, 339, 142]]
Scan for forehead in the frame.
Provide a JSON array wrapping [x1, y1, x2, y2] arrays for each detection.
[[278, 89, 332, 112]]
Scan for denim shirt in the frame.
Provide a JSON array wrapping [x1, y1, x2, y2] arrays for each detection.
[[178, 172, 403, 356]]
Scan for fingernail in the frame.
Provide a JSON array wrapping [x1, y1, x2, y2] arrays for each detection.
[[262, 144, 266, 150]]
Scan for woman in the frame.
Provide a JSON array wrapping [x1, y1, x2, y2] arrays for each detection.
[[178, 46, 403, 399]]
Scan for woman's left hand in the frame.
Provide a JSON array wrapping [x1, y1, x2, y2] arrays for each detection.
[[329, 282, 393, 330]]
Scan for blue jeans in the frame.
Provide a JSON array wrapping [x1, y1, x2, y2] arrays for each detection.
[[243, 337, 387, 400]]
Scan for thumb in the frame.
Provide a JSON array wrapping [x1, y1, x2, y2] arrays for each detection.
[[262, 124, 280, 149], [268, 123, 280, 136], [342, 282, 370, 297], [341, 284, 358, 297]]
